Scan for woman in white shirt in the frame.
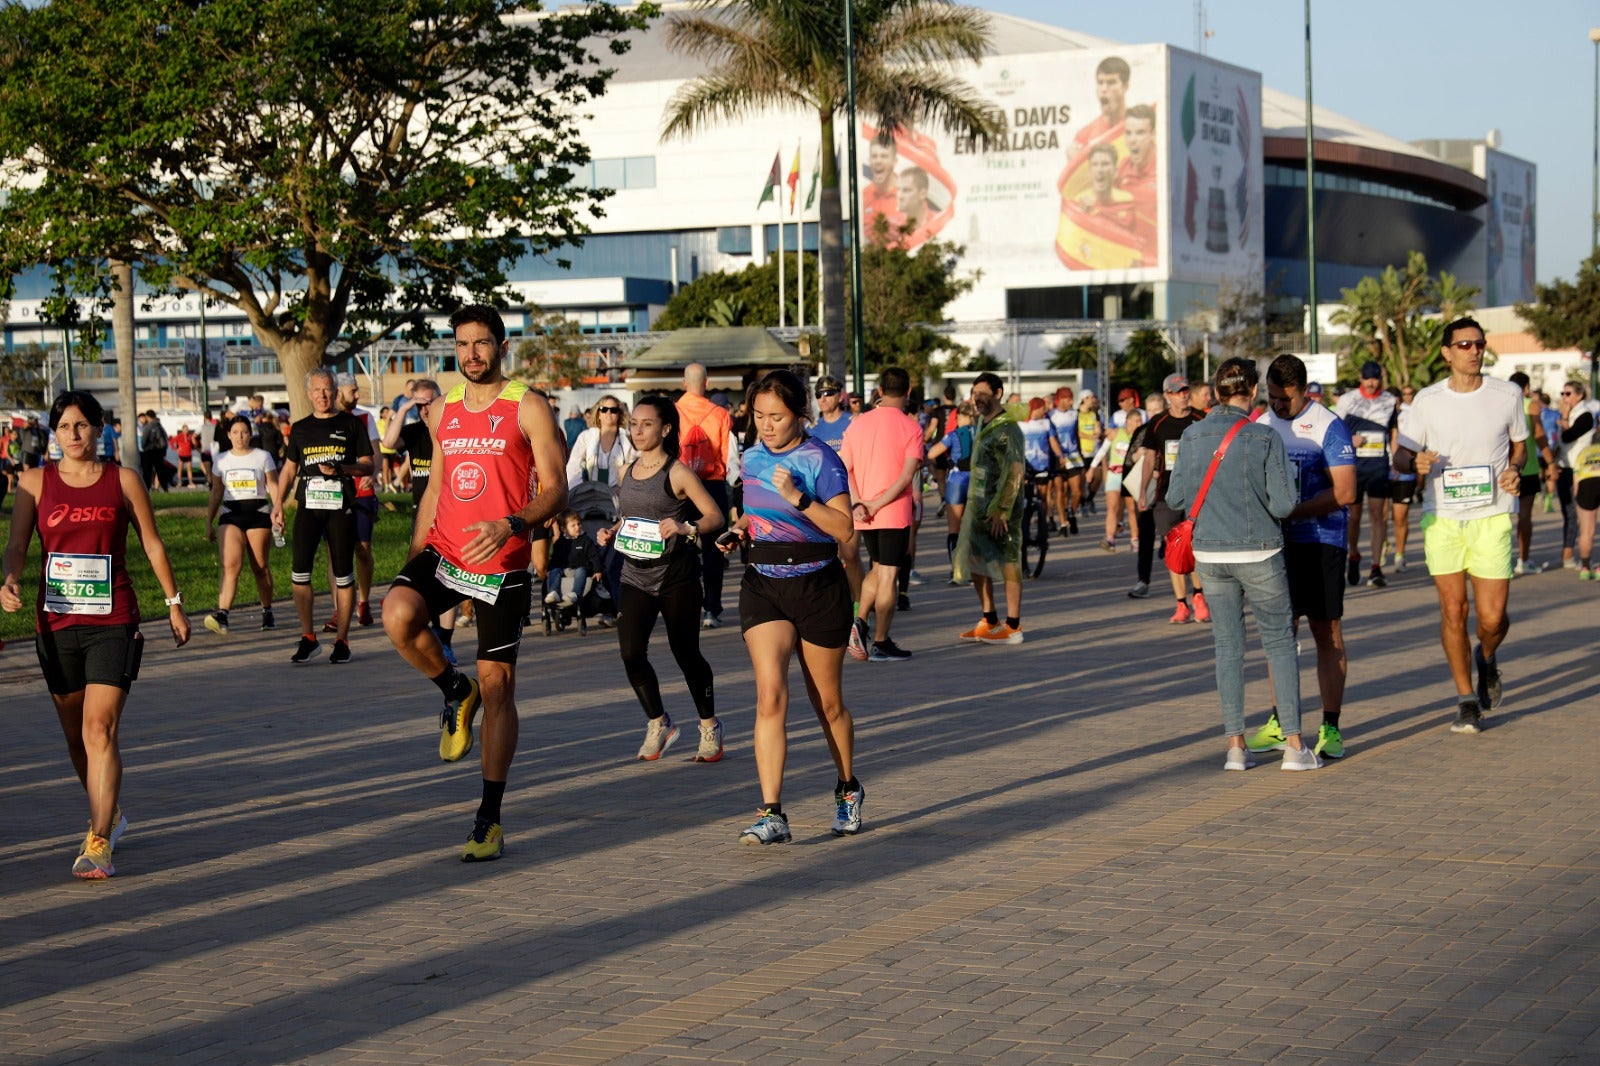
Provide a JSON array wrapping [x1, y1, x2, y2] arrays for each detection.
[[566, 395, 636, 489], [204, 416, 284, 635]]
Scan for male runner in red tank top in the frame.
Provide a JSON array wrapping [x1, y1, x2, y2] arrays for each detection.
[[382, 305, 568, 862]]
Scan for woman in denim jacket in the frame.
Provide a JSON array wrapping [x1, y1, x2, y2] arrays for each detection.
[[1167, 358, 1322, 771]]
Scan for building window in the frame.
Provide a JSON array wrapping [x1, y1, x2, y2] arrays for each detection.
[[624, 156, 656, 189], [717, 226, 753, 255], [592, 157, 626, 190]]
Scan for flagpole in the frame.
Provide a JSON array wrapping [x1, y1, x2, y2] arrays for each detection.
[[777, 188, 787, 329], [796, 140, 805, 331]]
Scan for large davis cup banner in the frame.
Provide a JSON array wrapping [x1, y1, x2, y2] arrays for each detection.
[[1480, 147, 1536, 306], [854, 46, 1260, 293], [1167, 51, 1263, 284]]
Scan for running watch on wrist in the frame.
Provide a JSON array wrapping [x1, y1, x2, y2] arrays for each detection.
[[504, 514, 527, 536], [164, 593, 183, 607], [795, 494, 814, 511]]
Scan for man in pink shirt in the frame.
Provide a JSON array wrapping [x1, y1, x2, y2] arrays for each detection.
[[839, 367, 925, 662]]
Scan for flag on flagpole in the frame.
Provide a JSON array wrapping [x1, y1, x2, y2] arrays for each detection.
[[803, 145, 821, 211], [757, 150, 782, 207], [786, 144, 802, 214]]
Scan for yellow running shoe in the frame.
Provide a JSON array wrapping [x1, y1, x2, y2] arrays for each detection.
[[461, 819, 503, 862], [91, 807, 127, 852], [439, 678, 481, 763], [72, 832, 115, 880], [1245, 712, 1287, 753]]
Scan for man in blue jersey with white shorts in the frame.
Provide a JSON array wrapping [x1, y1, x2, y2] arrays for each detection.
[[1250, 354, 1358, 759]]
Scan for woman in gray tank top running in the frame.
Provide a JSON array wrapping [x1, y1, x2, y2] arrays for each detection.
[[601, 396, 725, 762]]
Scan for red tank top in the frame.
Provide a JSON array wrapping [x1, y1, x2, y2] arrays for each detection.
[[34, 463, 139, 630], [429, 380, 536, 574]]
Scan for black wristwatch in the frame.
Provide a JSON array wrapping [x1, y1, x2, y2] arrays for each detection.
[[504, 514, 527, 535], [795, 494, 814, 511]]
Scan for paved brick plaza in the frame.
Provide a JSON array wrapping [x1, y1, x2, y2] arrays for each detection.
[[2, 510, 1597, 1065]]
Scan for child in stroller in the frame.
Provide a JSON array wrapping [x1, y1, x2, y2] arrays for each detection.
[[542, 500, 613, 634]]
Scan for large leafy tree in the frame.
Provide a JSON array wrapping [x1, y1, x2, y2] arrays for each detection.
[[852, 233, 974, 388], [660, 0, 998, 382], [1329, 251, 1477, 391], [0, 0, 652, 419], [1516, 252, 1600, 358]]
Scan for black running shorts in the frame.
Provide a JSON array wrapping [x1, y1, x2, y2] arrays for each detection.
[[1152, 501, 1186, 540], [1388, 478, 1421, 505], [1577, 479, 1600, 511], [352, 495, 380, 542], [392, 546, 531, 664], [36, 624, 143, 695], [739, 559, 852, 649], [220, 503, 272, 532], [1285, 542, 1345, 622], [859, 527, 911, 569], [1351, 461, 1389, 502]]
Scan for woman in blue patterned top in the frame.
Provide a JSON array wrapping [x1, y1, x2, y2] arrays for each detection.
[[718, 370, 863, 846]]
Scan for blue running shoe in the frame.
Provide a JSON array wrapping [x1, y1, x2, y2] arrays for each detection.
[[832, 782, 865, 836], [739, 808, 791, 845]]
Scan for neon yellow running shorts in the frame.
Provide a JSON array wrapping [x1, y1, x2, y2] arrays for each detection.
[[1420, 511, 1513, 580]]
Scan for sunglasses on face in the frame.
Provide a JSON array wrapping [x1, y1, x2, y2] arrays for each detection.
[[816, 388, 840, 398], [597, 406, 621, 414], [1448, 339, 1488, 351]]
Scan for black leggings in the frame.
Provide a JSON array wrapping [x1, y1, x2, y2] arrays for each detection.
[[1135, 506, 1156, 584], [291, 506, 355, 585], [617, 577, 715, 722]]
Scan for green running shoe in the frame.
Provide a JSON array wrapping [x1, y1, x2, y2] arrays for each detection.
[[1245, 713, 1287, 753], [1314, 722, 1345, 759]]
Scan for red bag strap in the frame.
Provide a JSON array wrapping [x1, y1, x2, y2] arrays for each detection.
[[1186, 415, 1252, 520]]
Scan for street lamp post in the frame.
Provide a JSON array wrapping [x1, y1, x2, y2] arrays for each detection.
[[843, 0, 867, 397], [1590, 27, 1600, 253], [1591, 28, 1599, 400], [1304, 0, 1318, 357]]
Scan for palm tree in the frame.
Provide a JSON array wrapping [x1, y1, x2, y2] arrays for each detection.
[[661, 0, 998, 381]]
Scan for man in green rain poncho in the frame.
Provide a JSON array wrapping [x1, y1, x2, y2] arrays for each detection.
[[952, 372, 1027, 644]]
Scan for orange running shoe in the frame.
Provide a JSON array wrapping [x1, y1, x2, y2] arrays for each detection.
[[978, 623, 1023, 645], [959, 619, 995, 642], [1169, 601, 1193, 624]]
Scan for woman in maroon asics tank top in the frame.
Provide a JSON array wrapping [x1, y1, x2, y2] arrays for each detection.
[[1, 392, 190, 880]]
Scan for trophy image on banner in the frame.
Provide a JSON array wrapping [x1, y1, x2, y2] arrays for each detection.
[[1205, 165, 1229, 254]]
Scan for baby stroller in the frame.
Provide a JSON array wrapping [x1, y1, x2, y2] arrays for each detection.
[[542, 480, 618, 636]]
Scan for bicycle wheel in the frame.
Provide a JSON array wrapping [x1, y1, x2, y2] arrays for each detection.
[[1021, 498, 1049, 579]]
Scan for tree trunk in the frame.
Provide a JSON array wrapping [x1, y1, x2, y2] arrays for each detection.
[[275, 335, 329, 422], [816, 110, 847, 383], [111, 259, 139, 468]]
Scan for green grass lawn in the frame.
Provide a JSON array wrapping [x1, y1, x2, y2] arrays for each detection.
[[0, 489, 416, 642]]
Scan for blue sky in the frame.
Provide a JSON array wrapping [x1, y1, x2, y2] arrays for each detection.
[[975, 0, 1595, 287]]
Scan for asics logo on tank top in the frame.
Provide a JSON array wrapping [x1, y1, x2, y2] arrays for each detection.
[[47, 504, 119, 527]]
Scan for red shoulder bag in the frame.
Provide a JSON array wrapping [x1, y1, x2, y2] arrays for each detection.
[[1163, 417, 1250, 575]]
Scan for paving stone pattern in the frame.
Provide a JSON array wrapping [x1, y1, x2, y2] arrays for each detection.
[[2, 511, 1596, 1064]]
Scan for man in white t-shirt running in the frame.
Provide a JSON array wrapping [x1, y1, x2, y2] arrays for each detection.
[[1394, 317, 1527, 735]]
